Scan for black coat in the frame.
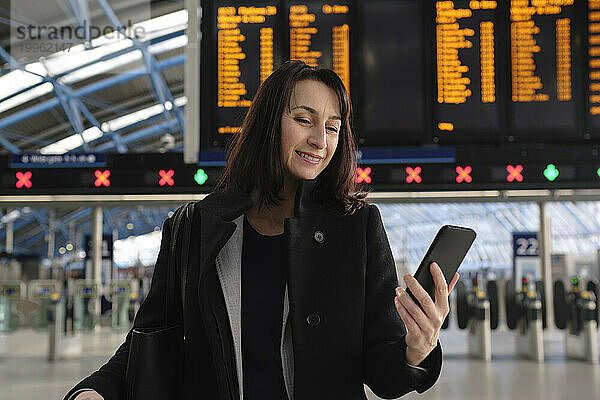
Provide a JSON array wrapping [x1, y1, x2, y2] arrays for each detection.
[[64, 179, 442, 400]]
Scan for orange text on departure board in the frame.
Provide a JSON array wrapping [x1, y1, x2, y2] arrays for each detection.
[[480, 20, 496, 103], [435, 1, 497, 105], [217, 6, 277, 108], [289, 4, 350, 92], [510, 0, 573, 102], [589, 0, 600, 115]]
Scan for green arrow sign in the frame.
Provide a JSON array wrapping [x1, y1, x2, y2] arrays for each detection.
[[543, 164, 559, 182], [194, 169, 208, 185]]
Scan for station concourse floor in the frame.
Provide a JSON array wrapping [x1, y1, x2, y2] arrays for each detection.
[[0, 325, 598, 400]]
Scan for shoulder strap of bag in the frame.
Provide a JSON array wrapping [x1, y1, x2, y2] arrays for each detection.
[[165, 202, 194, 326], [179, 203, 194, 319]]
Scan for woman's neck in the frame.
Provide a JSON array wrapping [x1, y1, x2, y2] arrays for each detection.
[[247, 177, 298, 234]]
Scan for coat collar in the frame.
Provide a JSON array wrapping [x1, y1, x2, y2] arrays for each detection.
[[198, 178, 320, 221]]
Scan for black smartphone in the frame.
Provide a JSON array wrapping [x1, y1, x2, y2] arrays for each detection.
[[405, 225, 476, 306]]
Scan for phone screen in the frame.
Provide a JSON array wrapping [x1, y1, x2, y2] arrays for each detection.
[[406, 225, 476, 306]]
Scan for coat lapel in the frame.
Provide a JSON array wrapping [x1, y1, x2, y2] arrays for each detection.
[[214, 214, 244, 399]]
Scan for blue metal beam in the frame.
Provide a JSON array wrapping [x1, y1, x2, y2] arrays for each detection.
[[69, 0, 92, 44], [0, 207, 91, 244], [0, 44, 94, 152], [0, 54, 184, 131], [18, 209, 91, 252], [8, 207, 175, 258], [71, 103, 184, 150], [0, 214, 37, 241], [96, 0, 184, 130], [560, 202, 593, 236], [50, 81, 128, 153], [95, 117, 179, 151], [53, 83, 92, 152], [0, 28, 185, 106]]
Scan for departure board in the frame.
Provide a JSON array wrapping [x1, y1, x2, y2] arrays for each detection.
[[214, 2, 281, 139], [288, 1, 351, 92], [198, 0, 599, 156], [508, 0, 579, 137], [434, 0, 502, 142], [587, 0, 600, 135], [358, 0, 426, 146]]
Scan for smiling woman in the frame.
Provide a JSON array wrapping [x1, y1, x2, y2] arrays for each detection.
[[216, 60, 367, 220], [65, 61, 448, 400], [280, 80, 341, 185]]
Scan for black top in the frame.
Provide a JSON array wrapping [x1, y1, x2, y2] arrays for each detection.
[[241, 215, 288, 399]]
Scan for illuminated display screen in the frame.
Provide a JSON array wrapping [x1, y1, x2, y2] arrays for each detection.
[[38, 286, 52, 297], [114, 286, 128, 295], [434, 0, 502, 142], [214, 1, 282, 141], [288, 1, 350, 92], [0, 149, 598, 192], [587, 0, 600, 136], [198, 0, 600, 151], [81, 287, 95, 296], [508, 0, 579, 137], [358, 0, 426, 146]]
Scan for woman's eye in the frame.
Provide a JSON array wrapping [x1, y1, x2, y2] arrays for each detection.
[[327, 126, 339, 134], [295, 117, 310, 124]]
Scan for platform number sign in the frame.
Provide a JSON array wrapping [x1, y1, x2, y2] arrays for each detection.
[[515, 236, 539, 257], [513, 232, 540, 291]]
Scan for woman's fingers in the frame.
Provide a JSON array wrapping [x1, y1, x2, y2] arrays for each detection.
[[448, 272, 460, 293], [396, 287, 433, 333], [430, 262, 449, 299], [402, 273, 438, 320], [430, 263, 452, 317], [74, 391, 104, 400], [395, 295, 420, 333]]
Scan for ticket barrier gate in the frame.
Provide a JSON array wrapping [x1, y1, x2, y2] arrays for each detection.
[[29, 280, 82, 360], [29, 280, 61, 331], [0, 281, 25, 357], [554, 277, 598, 364], [588, 280, 599, 326], [456, 277, 492, 361], [108, 281, 133, 331], [74, 280, 99, 331], [0, 281, 25, 332], [505, 277, 544, 362]]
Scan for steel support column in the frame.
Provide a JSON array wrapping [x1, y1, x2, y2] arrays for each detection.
[[539, 201, 555, 330], [47, 210, 56, 258], [92, 206, 103, 284], [184, 0, 201, 163], [5, 208, 13, 254]]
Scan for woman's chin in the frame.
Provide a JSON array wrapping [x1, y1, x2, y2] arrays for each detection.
[[293, 171, 320, 180]]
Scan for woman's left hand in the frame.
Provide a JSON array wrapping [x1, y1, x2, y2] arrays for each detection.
[[394, 262, 460, 366]]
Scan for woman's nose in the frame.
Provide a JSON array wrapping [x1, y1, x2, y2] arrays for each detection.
[[308, 125, 327, 149]]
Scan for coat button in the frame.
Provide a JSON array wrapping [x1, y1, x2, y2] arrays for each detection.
[[306, 313, 321, 326], [313, 230, 324, 243]]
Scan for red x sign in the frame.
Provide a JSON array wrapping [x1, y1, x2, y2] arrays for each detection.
[[406, 166, 422, 183], [16, 171, 32, 188], [159, 169, 175, 186], [506, 165, 524, 182], [356, 167, 372, 183], [456, 166, 472, 183], [94, 170, 111, 187]]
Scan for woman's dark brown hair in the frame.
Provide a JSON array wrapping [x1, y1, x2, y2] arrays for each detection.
[[214, 60, 369, 216]]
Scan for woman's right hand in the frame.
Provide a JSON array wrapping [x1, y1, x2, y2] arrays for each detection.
[[74, 391, 104, 400]]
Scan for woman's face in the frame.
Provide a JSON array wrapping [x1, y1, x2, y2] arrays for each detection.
[[280, 79, 341, 182]]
